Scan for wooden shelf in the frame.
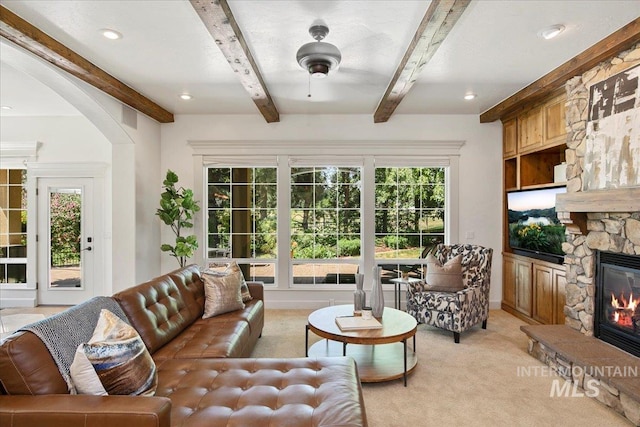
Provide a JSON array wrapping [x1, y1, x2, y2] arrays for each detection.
[[521, 182, 566, 191]]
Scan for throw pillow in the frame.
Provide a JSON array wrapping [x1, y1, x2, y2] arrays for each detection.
[[202, 271, 245, 318], [203, 261, 252, 302], [69, 309, 157, 396], [69, 345, 107, 395], [424, 254, 464, 292]]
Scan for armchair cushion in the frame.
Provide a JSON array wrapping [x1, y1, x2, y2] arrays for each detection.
[[424, 254, 464, 292]]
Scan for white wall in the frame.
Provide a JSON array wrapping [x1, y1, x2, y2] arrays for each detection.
[[0, 116, 111, 161], [161, 113, 503, 308]]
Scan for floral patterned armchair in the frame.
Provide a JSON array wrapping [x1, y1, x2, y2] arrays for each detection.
[[406, 244, 493, 343]]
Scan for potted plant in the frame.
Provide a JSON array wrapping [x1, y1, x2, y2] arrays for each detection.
[[156, 170, 200, 267]]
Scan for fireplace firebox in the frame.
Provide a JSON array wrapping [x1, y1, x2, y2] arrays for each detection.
[[595, 251, 640, 358]]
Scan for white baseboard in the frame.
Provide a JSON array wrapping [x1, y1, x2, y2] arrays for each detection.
[[0, 298, 37, 309]]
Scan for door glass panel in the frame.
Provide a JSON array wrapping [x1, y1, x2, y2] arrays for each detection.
[[49, 188, 82, 289]]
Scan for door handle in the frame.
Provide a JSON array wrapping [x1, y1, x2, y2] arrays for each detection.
[[81, 246, 92, 252]]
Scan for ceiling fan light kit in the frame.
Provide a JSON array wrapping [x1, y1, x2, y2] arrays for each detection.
[[296, 24, 341, 79]]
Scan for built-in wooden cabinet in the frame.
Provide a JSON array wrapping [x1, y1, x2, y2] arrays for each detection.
[[533, 263, 554, 324], [503, 92, 567, 191], [503, 118, 517, 158], [502, 253, 532, 318], [554, 269, 566, 324], [544, 94, 567, 147], [503, 253, 565, 324], [515, 257, 533, 317], [518, 105, 543, 154], [501, 91, 568, 325]]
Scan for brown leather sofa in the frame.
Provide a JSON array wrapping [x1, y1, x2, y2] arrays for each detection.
[[0, 265, 368, 427]]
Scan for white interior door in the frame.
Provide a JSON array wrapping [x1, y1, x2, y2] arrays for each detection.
[[37, 178, 97, 305]]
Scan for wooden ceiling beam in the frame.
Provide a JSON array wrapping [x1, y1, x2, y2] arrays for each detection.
[[480, 17, 640, 123], [190, 0, 279, 123], [373, 0, 470, 123], [0, 5, 174, 123]]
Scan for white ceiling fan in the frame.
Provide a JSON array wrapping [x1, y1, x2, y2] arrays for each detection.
[[296, 22, 342, 79]]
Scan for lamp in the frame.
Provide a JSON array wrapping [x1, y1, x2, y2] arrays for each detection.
[[296, 25, 341, 79]]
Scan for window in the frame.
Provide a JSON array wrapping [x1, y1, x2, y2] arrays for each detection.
[[290, 167, 361, 285], [206, 167, 277, 283], [375, 167, 445, 283], [0, 169, 27, 284], [198, 144, 458, 290]]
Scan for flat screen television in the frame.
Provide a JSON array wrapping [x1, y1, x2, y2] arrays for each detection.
[[507, 186, 566, 264]]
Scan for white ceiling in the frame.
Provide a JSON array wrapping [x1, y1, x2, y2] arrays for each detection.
[[1, 0, 639, 119]]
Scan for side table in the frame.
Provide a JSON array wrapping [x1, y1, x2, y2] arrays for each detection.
[[389, 277, 421, 309]]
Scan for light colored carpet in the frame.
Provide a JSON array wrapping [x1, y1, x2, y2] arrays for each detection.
[[0, 313, 46, 340], [251, 309, 631, 427]]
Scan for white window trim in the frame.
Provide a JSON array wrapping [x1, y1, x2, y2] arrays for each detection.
[[191, 140, 463, 290], [0, 142, 40, 289]]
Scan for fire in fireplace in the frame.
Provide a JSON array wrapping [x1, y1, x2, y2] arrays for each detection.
[[609, 291, 639, 329], [595, 251, 640, 358]]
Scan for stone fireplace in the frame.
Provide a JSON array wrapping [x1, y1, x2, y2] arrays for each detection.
[[521, 43, 640, 424], [556, 42, 640, 341]]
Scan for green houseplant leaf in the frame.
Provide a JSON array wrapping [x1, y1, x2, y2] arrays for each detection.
[[156, 170, 201, 267]]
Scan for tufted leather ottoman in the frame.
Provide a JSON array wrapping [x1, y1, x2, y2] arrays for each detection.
[[156, 356, 368, 427]]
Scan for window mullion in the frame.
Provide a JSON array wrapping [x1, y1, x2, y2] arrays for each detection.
[[362, 157, 376, 288], [277, 156, 290, 290]]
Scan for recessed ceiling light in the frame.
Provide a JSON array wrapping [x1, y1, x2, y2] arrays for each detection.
[[180, 94, 193, 100], [538, 24, 565, 40], [464, 93, 477, 101], [0, 105, 13, 110], [101, 29, 122, 40]]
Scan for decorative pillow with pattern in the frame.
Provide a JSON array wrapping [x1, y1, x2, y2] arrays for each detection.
[[69, 309, 157, 396], [203, 261, 252, 302], [424, 254, 464, 292], [202, 271, 245, 318]]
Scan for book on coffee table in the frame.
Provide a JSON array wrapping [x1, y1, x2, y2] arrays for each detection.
[[335, 315, 383, 331]]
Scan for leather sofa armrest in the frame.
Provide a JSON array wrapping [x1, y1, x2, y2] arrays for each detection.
[[247, 281, 264, 301], [0, 395, 171, 427]]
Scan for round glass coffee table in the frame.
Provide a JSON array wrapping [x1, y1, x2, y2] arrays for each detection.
[[305, 305, 417, 386]]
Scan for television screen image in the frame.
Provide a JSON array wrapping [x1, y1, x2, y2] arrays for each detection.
[[507, 187, 566, 263]]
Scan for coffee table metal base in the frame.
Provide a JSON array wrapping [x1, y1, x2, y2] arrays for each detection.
[[307, 339, 417, 384]]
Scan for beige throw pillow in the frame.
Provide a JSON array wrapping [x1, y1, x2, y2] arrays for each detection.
[[425, 254, 464, 292], [202, 271, 245, 318], [203, 261, 253, 302], [70, 309, 157, 396]]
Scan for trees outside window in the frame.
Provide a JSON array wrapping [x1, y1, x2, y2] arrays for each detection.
[[375, 167, 445, 282], [206, 161, 448, 287]]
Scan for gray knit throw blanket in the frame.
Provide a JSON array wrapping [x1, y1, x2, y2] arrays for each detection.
[[18, 296, 129, 392]]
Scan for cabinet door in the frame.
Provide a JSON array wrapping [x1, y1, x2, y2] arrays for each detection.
[[554, 268, 567, 324], [544, 95, 567, 147], [518, 106, 543, 154], [503, 118, 517, 158], [502, 255, 517, 308], [515, 260, 532, 316], [533, 264, 554, 324]]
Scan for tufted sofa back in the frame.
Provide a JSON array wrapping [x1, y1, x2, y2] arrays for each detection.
[[113, 265, 203, 354], [433, 244, 493, 289]]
